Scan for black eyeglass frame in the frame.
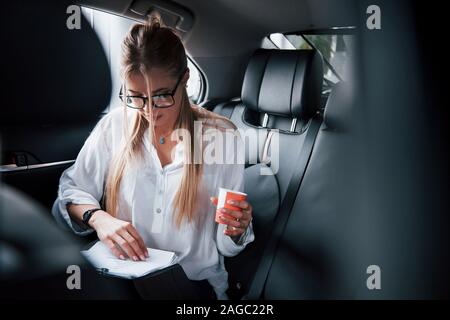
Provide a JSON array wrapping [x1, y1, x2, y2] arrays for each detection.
[[119, 70, 186, 109]]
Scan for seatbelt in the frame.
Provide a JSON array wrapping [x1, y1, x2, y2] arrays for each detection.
[[245, 112, 323, 300]]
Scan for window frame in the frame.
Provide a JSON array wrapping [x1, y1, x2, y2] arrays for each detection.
[[81, 6, 206, 107], [187, 54, 207, 105], [267, 27, 356, 92]]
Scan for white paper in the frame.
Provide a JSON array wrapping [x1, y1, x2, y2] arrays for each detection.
[[81, 241, 177, 279]]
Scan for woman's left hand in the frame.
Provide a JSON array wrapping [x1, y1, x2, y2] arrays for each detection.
[[210, 197, 253, 239]]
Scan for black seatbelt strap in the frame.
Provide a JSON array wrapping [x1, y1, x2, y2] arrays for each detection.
[[246, 113, 323, 300]]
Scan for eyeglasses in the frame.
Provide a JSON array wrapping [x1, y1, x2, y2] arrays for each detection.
[[119, 71, 185, 109]]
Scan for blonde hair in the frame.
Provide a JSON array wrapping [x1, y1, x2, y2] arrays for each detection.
[[104, 14, 234, 228]]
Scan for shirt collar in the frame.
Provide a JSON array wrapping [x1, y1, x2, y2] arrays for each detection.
[[142, 129, 185, 172]]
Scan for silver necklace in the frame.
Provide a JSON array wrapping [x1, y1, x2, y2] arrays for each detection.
[[158, 131, 172, 144]]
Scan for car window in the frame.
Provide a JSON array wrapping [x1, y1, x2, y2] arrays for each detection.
[[186, 58, 203, 103], [266, 31, 355, 90], [81, 7, 204, 111]]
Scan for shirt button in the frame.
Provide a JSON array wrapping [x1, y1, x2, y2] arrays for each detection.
[[156, 208, 161, 213]]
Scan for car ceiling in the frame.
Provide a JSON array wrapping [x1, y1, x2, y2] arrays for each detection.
[[80, 0, 358, 99]]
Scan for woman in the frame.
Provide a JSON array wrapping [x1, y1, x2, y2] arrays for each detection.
[[52, 15, 254, 300]]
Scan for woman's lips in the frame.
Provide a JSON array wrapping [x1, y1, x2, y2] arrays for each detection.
[[147, 114, 162, 119]]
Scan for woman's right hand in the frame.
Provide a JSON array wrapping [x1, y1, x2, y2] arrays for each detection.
[[89, 210, 148, 261]]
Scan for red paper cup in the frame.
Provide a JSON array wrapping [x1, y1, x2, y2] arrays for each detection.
[[215, 188, 247, 224]]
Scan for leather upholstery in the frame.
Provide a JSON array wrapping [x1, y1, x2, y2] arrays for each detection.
[[242, 49, 323, 120]]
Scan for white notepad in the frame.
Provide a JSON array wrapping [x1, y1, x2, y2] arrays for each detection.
[[81, 241, 178, 279]]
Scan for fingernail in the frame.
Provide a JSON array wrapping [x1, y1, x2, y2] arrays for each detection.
[[119, 255, 125, 260], [220, 208, 227, 213], [145, 252, 149, 258], [140, 255, 145, 261], [133, 256, 138, 261]]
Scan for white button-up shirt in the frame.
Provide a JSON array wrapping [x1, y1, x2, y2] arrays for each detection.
[[52, 107, 254, 300]]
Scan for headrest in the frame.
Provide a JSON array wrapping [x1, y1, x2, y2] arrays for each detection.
[[1, 1, 111, 126], [324, 82, 354, 131], [242, 49, 323, 120]]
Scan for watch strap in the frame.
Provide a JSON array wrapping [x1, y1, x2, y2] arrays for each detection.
[[82, 208, 102, 227]]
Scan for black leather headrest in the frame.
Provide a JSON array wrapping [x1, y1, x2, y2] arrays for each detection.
[[242, 49, 323, 120], [324, 82, 354, 131], [1, 1, 111, 126]]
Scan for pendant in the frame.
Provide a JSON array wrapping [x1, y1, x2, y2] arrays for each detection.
[[159, 136, 165, 144]]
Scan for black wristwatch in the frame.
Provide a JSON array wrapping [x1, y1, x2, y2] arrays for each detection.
[[82, 208, 102, 227]]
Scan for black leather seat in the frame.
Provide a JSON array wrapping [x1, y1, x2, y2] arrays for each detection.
[[262, 82, 359, 299], [215, 51, 360, 298], [220, 49, 325, 299]]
